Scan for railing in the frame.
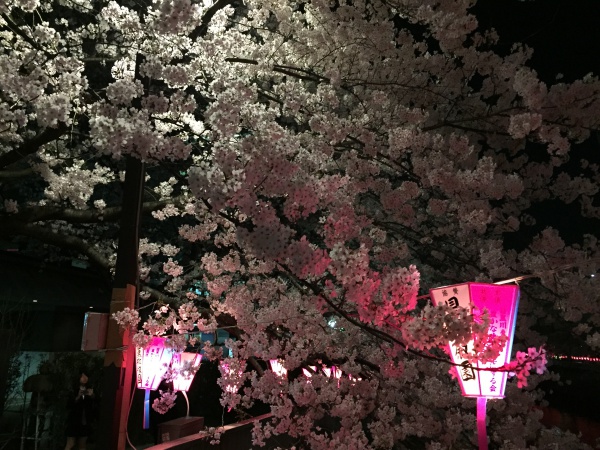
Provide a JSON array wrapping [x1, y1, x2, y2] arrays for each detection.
[[145, 413, 294, 450]]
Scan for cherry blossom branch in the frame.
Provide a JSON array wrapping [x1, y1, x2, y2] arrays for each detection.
[[493, 256, 600, 286], [0, 124, 68, 169], [275, 263, 450, 366], [139, 285, 179, 304], [343, 77, 457, 103], [422, 120, 512, 136], [374, 218, 482, 275], [225, 58, 326, 82], [501, 348, 547, 387], [190, 0, 236, 41], [1, 13, 56, 59], [334, 136, 419, 181], [421, 107, 522, 132], [12, 195, 187, 224]]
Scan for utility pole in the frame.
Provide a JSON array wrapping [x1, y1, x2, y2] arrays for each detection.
[[99, 155, 145, 449]]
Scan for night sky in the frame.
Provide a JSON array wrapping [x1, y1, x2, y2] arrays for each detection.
[[472, 1, 600, 249], [475, 0, 600, 434], [474, 0, 600, 83]]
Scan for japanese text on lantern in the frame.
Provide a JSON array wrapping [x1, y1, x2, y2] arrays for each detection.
[[430, 282, 520, 399], [136, 346, 143, 387]]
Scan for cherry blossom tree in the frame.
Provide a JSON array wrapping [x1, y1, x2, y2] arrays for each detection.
[[1, 0, 599, 448]]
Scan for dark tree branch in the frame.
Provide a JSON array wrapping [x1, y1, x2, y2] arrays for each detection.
[[12, 195, 187, 224], [1, 13, 55, 58], [0, 168, 34, 179], [190, 0, 236, 41], [0, 221, 111, 270], [139, 285, 178, 304], [0, 124, 68, 169], [225, 57, 327, 82]]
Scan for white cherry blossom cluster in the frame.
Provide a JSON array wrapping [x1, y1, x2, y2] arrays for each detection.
[[112, 307, 140, 331], [5, 0, 600, 447], [402, 303, 476, 352], [151, 204, 180, 221], [37, 159, 114, 209], [163, 258, 184, 277], [3, 199, 18, 214], [106, 79, 144, 106], [152, 389, 177, 414]]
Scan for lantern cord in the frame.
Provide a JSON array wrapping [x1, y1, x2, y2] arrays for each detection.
[[182, 390, 190, 418], [494, 257, 600, 285], [413, 256, 600, 302], [477, 397, 488, 450], [126, 384, 138, 450]]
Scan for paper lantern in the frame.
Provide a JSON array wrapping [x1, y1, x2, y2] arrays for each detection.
[[172, 352, 202, 392], [171, 352, 202, 417], [429, 282, 520, 450], [136, 336, 174, 390], [301, 364, 343, 387], [269, 359, 287, 378], [135, 336, 173, 429], [429, 282, 519, 398], [321, 365, 342, 380], [220, 361, 244, 394], [219, 361, 244, 412], [302, 365, 317, 378]]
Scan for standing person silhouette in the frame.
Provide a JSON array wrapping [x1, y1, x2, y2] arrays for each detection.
[[64, 372, 95, 450]]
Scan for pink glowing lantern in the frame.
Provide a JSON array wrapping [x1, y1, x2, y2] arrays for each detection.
[[429, 282, 520, 450], [135, 337, 173, 429], [171, 352, 202, 417], [321, 365, 342, 387], [269, 359, 287, 378]]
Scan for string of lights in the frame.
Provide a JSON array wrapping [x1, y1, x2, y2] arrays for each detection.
[[549, 354, 600, 363]]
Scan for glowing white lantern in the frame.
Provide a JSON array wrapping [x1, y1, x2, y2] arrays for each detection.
[[136, 337, 173, 390], [321, 365, 342, 380], [172, 352, 202, 392], [269, 359, 287, 378], [219, 361, 244, 394], [171, 352, 202, 417], [302, 365, 317, 378]]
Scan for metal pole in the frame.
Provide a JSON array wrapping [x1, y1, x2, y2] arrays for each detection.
[[477, 397, 488, 450]]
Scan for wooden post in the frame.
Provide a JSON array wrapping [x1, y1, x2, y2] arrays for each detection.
[[98, 155, 145, 449]]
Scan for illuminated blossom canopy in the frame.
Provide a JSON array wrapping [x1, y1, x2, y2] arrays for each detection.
[[1, 0, 599, 448]]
